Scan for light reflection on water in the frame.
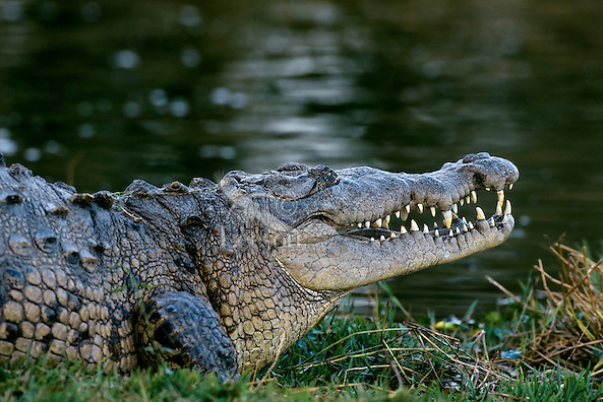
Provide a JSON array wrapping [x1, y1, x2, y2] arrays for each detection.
[[1, 0, 603, 317]]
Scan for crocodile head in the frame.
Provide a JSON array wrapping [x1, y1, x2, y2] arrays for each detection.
[[218, 152, 519, 291]]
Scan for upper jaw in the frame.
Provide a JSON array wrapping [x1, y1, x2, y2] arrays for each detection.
[[338, 186, 514, 246], [284, 152, 519, 246], [286, 182, 515, 248]]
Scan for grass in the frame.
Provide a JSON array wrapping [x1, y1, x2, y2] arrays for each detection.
[[2, 242, 603, 401]]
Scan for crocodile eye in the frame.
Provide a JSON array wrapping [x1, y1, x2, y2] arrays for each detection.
[[309, 165, 339, 190], [321, 170, 337, 185], [261, 175, 314, 200]]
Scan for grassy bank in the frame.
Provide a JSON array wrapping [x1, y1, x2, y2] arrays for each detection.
[[2, 243, 603, 401]]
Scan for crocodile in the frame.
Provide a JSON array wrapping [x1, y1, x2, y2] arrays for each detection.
[[0, 152, 518, 380]]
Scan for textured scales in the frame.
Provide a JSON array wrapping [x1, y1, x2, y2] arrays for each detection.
[[0, 152, 519, 380]]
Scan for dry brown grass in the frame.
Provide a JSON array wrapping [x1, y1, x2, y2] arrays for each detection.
[[490, 242, 603, 377]]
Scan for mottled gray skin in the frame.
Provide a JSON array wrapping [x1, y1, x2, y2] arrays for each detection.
[[0, 152, 518, 380]]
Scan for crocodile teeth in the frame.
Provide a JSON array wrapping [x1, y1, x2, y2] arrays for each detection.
[[505, 200, 512, 215], [443, 210, 452, 228], [497, 190, 505, 208], [348, 182, 514, 242], [476, 207, 486, 221], [509, 183, 514, 190]]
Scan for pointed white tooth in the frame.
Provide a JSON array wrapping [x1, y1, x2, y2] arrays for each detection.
[[456, 227, 461, 235], [462, 217, 468, 223], [404, 204, 411, 213], [400, 225, 407, 234], [384, 215, 391, 225], [489, 218, 495, 227], [430, 206, 436, 217], [390, 232, 397, 239], [357, 222, 363, 228], [433, 222, 439, 229], [395, 211, 401, 218], [463, 224, 468, 232], [476, 207, 486, 221], [401, 208, 409, 221], [485, 187, 491, 191], [469, 222, 474, 230], [505, 200, 512, 215], [375, 218, 383, 227], [365, 221, 371, 228], [423, 224, 429, 234], [452, 204, 458, 214], [496, 203, 502, 215], [371, 237, 375, 242], [417, 203, 424, 214], [443, 210, 452, 228], [465, 195, 471, 204], [471, 191, 478, 203], [497, 190, 505, 208], [380, 235, 386, 242], [410, 220, 419, 231], [449, 229, 454, 237], [459, 198, 464, 207], [434, 230, 439, 238], [509, 183, 514, 190]]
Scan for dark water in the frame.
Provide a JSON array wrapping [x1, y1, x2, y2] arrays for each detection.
[[1, 0, 603, 317]]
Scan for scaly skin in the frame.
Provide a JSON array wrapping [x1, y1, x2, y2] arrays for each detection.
[[0, 152, 518, 380]]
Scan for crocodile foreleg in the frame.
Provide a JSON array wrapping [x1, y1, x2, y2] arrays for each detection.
[[134, 292, 237, 381]]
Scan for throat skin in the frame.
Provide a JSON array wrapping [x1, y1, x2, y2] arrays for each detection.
[[195, 232, 346, 373]]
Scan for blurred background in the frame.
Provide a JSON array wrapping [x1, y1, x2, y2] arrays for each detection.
[[1, 0, 602, 318]]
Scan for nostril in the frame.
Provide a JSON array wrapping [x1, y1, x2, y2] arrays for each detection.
[[462, 152, 490, 163]]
